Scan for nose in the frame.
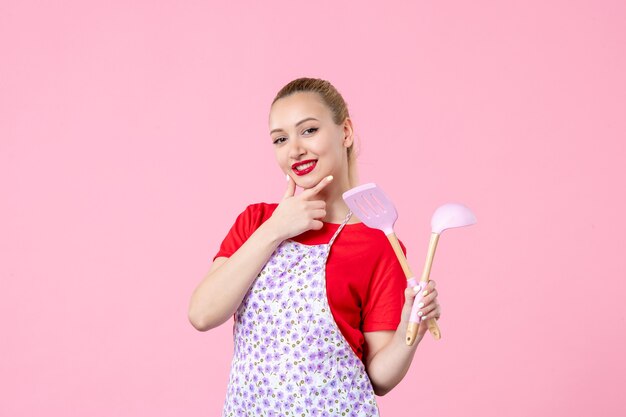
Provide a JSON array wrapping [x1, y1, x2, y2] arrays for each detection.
[[287, 137, 306, 160]]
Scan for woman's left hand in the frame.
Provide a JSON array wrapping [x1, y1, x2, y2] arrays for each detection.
[[415, 279, 441, 337]]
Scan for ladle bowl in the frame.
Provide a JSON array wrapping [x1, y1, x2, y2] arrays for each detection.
[[431, 203, 477, 234]]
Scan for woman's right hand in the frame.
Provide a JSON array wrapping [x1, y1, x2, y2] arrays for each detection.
[[266, 175, 334, 240]]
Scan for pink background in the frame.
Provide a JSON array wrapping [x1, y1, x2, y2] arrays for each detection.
[[2, 1, 625, 416]]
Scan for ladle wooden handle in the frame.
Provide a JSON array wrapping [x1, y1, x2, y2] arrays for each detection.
[[386, 233, 442, 345], [420, 233, 442, 341]]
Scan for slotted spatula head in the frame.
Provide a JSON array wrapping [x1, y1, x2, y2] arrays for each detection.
[[342, 183, 398, 235]]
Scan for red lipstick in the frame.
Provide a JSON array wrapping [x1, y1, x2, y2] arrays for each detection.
[[291, 159, 317, 176]]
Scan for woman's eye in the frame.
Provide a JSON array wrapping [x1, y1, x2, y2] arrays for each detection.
[[273, 137, 286, 145], [303, 127, 318, 135]]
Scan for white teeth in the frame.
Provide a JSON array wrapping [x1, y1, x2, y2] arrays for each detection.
[[295, 161, 315, 171]]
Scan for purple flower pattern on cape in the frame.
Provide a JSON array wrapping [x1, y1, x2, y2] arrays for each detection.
[[222, 218, 379, 417]]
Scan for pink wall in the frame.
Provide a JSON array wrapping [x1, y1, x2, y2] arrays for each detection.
[[2, 1, 625, 416]]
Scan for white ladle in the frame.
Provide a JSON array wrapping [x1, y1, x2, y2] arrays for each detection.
[[406, 203, 477, 345]]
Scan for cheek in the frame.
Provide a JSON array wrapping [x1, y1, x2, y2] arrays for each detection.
[[274, 149, 288, 169], [311, 137, 335, 156]]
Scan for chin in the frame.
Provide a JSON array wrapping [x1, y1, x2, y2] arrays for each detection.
[[296, 174, 326, 188]]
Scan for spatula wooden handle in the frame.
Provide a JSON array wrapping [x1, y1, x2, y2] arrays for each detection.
[[386, 233, 414, 278], [386, 233, 441, 345]]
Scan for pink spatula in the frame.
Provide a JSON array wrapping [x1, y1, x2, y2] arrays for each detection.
[[342, 183, 441, 345]]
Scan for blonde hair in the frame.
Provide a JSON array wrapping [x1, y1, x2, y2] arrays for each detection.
[[271, 77, 358, 187]]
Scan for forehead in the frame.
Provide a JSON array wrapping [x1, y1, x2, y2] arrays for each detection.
[[268, 92, 331, 130]]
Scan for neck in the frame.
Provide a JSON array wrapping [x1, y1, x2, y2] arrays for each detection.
[[319, 176, 360, 224]]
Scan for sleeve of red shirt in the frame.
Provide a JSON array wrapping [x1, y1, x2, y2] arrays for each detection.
[[361, 238, 408, 332], [213, 204, 266, 260]]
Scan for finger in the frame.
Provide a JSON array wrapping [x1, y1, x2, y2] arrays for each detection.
[[311, 209, 326, 219], [424, 279, 436, 292], [412, 289, 436, 312], [420, 280, 437, 298], [421, 305, 441, 321], [416, 301, 438, 318], [307, 200, 326, 210], [309, 219, 324, 230], [419, 289, 438, 306], [302, 175, 333, 199], [282, 176, 296, 200]]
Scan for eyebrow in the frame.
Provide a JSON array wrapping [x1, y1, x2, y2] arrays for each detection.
[[270, 117, 319, 135]]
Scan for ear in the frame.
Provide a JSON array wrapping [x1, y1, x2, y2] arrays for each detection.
[[343, 117, 354, 147]]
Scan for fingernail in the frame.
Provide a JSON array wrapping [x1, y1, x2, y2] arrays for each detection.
[[418, 302, 424, 308], [422, 290, 429, 296], [326, 175, 333, 181], [413, 286, 420, 293], [422, 314, 428, 320], [417, 311, 423, 316]]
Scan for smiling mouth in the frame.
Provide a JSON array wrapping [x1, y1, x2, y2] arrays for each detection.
[[295, 161, 315, 171], [292, 160, 317, 176]]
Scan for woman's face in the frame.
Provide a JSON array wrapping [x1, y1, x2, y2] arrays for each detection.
[[269, 92, 352, 190]]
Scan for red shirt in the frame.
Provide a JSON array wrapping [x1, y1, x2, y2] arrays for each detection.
[[214, 203, 408, 360]]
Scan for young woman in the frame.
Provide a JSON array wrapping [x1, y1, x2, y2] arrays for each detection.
[[189, 77, 441, 416]]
